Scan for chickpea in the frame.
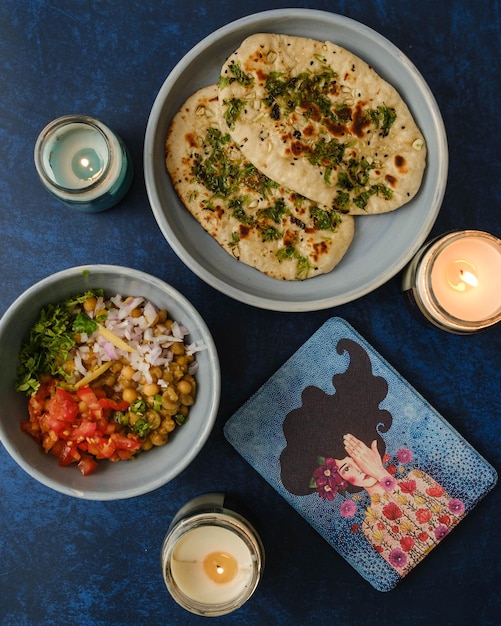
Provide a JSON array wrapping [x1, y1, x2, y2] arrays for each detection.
[[142, 383, 160, 397], [111, 361, 122, 373], [163, 386, 178, 402], [171, 342, 185, 355], [150, 431, 168, 446], [122, 387, 138, 404], [103, 374, 116, 387], [150, 366, 163, 382], [129, 412, 140, 427], [176, 379, 192, 396], [141, 438, 153, 451], [162, 371, 174, 383], [146, 410, 161, 430], [83, 296, 97, 312], [159, 416, 175, 434], [131, 308, 142, 318], [180, 394, 194, 407], [175, 355, 189, 368], [161, 399, 179, 413], [120, 365, 135, 381]]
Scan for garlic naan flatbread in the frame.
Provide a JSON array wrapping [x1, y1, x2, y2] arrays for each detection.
[[165, 85, 354, 280], [219, 33, 426, 215]]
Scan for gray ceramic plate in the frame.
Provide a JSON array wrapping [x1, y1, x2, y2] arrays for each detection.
[[144, 9, 448, 311]]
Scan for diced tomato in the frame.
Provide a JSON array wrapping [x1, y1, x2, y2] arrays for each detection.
[[76, 386, 103, 419], [58, 443, 81, 466], [48, 387, 79, 423], [98, 397, 129, 412], [22, 378, 144, 475], [77, 455, 98, 476], [86, 435, 115, 459], [110, 432, 142, 451], [67, 420, 97, 443]]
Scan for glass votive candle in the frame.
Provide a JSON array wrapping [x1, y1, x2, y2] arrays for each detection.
[[34, 114, 133, 212], [161, 493, 265, 617], [402, 230, 501, 333]]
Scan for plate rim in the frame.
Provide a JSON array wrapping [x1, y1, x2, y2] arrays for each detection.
[[144, 8, 448, 312]]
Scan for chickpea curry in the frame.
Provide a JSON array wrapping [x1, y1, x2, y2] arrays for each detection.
[[16, 290, 202, 475]]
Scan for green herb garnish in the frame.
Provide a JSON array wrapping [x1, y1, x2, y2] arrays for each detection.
[[72, 311, 98, 335], [365, 105, 397, 137], [132, 418, 151, 438], [130, 398, 147, 415], [15, 290, 103, 395]]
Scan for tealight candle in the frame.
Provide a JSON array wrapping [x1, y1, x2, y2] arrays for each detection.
[[161, 493, 264, 617], [402, 230, 501, 333], [34, 114, 133, 212]]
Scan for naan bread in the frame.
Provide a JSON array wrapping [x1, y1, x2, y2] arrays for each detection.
[[219, 33, 426, 215], [165, 85, 354, 281]]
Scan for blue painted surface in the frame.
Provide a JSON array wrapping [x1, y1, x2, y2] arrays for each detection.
[[0, 1, 500, 624]]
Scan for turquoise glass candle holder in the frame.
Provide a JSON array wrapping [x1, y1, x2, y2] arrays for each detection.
[[34, 114, 133, 212]]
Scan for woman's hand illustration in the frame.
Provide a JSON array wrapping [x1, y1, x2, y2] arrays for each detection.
[[343, 434, 388, 482]]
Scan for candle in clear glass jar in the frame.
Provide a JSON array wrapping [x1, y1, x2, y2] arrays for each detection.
[[402, 230, 501, 333], [34, 115, 133, 212], [161, 493, 264, 617]]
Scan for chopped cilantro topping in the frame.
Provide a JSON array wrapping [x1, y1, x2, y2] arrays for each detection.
[[276, 246, 315, 279], [223, 61, 254, 87], [72, 311, 98, 335], [365, 105, 397, 136], [310, 206, 341, 231], [257, 199, 288, 223], [15, 290, 103, 395], [260, 226, 283, 242], [223, 97, 245, 130]]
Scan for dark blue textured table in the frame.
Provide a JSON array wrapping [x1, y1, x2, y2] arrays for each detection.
[[0, 1, 500, 624]]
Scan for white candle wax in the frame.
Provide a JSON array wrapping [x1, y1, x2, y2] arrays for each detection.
[[430, 235, 501, 322], [170, 525, 255, 605]]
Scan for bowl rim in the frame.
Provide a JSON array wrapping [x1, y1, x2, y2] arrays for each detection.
[[144, 8, 448, 312], [0, 264, 221, 500]]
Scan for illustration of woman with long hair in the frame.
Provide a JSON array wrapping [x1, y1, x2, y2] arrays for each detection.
[[280, 338, 465, 577]]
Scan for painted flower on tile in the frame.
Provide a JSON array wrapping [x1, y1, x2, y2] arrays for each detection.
[[382, 501, 402, 521], [400, 536, 415, 552], [426, 484, 445, 498], [415, 508, 432, 524], [448, 498, 465, 516], [339, 499, 357, 518], [434, 525, 449, 540], [380, 475, 397, 492], [388, 548, 408, 569], [396, 448, 413, 464], [311, 457, 348, 500], [399, 479, 417, 495]]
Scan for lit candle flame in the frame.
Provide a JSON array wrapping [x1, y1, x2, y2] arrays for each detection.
[[447, 260, 479, 292], [459, 269, 478, 289]]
